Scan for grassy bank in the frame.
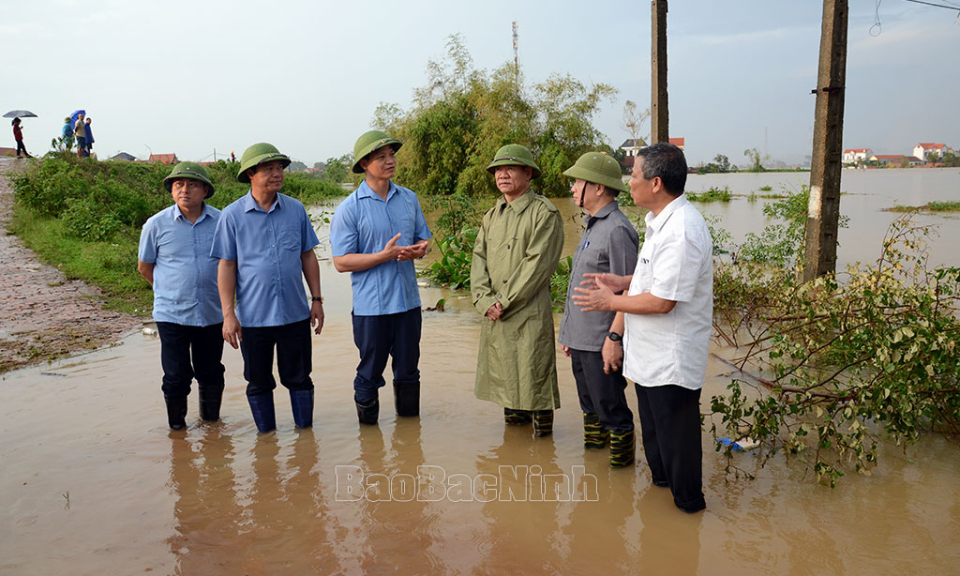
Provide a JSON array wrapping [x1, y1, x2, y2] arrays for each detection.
[[10, 154, 347, 315], [885, 201, 960, 213]]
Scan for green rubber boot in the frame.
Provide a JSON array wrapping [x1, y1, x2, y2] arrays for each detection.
[[609, 430, 636, 467], [533, 410, 554, 437], [504, 407, 532, 425], [583, 413, 610, 449]]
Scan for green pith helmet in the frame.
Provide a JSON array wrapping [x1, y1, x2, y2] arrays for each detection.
[[164, 161, 215, 198], [562, 151, 629, 193], [486, 144, 541, 179], [236, 143, 291, 183], [352, 130, 403, 174]]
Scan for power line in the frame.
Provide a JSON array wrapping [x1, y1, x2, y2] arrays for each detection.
[[904, 0, 960, 10]]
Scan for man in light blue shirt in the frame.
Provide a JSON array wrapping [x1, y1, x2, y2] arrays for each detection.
[[330, 130, 431, 425], [138, 162, 224, 430], [211, 143, 325, 434]]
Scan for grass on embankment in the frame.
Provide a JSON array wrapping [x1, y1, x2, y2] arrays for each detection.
[[11, 207, 150, 314], [885, 201, 960, 213], [11, 154, 348, 316]]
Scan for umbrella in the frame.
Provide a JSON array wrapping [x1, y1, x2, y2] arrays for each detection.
[[3, 110, 37, 118], [70, 109, 86, 123]]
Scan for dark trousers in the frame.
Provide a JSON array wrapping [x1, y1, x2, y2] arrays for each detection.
[[15, 139, 28, 156], [352, 308, 421, 403], [155, 322, 225, 398], [634, 383, 705, 511], [570, 349, 634, 434], [239, 319, 313, 396]]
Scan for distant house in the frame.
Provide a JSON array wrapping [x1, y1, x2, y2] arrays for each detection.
[[870, 154, 924, 167], [149, 153, 178, 164], [619, 136, 685, 157], [843, 148, 872, 164], [913, 143, 952, 162], [110, 152, 137, 162], [619, 138, 646, 158]]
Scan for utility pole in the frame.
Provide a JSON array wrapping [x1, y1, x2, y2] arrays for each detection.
[[512, 21, 520, 79], [651, 0, 669, 144], [802, 0, 848, 282]]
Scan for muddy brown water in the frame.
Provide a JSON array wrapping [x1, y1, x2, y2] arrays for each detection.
[[2, 170, 959, 574]]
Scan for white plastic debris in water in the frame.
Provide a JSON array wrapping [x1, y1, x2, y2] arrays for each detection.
[[142, 327, 157, 336]]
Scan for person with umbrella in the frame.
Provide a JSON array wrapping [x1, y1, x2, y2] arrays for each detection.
[[11, 118, 31, 159]]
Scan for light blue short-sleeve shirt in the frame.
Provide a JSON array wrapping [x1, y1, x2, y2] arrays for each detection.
[[330, 181, 432, 316], [210, 191, 320, 327], [138, 203, 223, 327]]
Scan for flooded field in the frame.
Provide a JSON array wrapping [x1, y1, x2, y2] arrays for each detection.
[[2, 169, 959, 574]]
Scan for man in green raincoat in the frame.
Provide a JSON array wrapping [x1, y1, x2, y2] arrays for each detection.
[[471, 144, 565, 436]]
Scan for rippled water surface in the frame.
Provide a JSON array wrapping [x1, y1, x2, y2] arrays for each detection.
[[2, 169, 959, 574]]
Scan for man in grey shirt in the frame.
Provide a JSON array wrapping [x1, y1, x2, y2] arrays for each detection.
[[558, 152, 639, 466]]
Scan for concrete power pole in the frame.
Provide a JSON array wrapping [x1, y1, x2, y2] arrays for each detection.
[[802, 0, 848, 281], [651, 0, 668, 145]]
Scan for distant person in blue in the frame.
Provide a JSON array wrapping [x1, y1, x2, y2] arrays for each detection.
[[138, 162, 225, 430], [211, 142, 325, 434], [330, 130, 431, 425], [60, 117, 74, 151], [84, 117, 94, 157]]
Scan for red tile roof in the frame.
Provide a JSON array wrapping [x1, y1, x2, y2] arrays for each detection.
[[669, 137, 685, 148], [149, 153, 178, 164], [916, 143, 946, 150], [844, 148, 870, 154]]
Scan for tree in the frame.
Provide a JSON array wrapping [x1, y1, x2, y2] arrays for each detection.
[[288, 160, 308, 172], [322, 154, 351, 184], [942, 151, 959, 167], [372, 35, 616, 197], [621, 100, 650, 156], [743, 148, 769, 172]]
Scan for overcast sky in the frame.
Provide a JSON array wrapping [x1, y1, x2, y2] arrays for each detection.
[[3, 0, 957, 167]]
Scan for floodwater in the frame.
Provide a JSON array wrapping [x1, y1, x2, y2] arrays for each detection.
[[2, 170, 960, 575]]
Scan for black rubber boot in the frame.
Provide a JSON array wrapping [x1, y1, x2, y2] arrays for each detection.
[[198, 387, 223, 422], [164, 395, 188, 430], [247, 394, 277, 433], [290, 389, 314, 429], [356, 397, 380, 425], [394, 383, 420, 417]]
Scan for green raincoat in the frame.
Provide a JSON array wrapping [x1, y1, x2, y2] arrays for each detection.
[[471, 190, 565, 411]]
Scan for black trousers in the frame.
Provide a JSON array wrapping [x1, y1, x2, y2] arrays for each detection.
[[15, 139, 28, 156], [155, 322, 225, 398], [239, 319, 313, 396], [351, 308, 421, 403], [569, 349, 634, 434], [634, 383, 705, 511]]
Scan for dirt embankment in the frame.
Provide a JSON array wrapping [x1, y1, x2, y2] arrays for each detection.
[[0, 158, 141, 372]]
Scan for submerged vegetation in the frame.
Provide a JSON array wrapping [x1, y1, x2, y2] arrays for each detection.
[[712, 217, 960, 486], [11, 154, 345, 313]]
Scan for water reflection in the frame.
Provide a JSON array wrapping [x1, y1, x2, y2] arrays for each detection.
[[474, 427, 565, 573], [168, 426, 243, 574], [351, 421, 443, 573]]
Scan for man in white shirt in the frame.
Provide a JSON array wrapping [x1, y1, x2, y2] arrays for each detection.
[[572, 142, 712, 513]]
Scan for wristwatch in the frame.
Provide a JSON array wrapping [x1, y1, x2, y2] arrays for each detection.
[[312, 296, 324, 304], [606, 331, 622, 342]]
